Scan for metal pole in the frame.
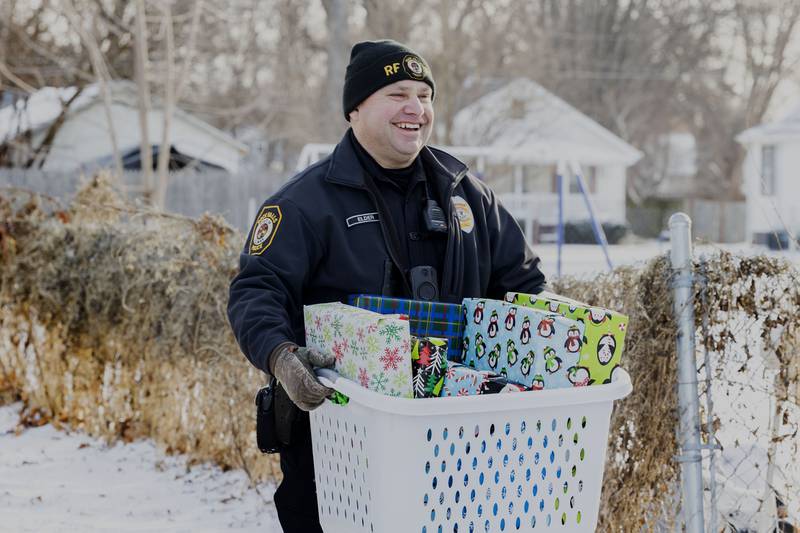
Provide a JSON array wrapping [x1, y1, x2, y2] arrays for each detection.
[[556, 161, 565, 278], [570, 161, 613, 271], [669, 212, 705, 533]]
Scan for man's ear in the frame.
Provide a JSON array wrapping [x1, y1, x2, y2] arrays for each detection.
[[348, 107, 359, 123]]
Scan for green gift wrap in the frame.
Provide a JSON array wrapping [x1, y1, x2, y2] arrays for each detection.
[[411, 337, 448, 398], [304, 302, 413, 398], [505, 290, 628, 385]]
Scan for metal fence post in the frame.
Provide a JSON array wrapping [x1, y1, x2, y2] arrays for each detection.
[[669, 212, 705, 533]]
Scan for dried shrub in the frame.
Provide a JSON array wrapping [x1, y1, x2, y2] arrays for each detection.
[[0, 174, 280, 482]]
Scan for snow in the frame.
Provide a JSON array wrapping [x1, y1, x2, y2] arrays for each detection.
[[0, 86, 98, 141], [0, 403, 281, 533]]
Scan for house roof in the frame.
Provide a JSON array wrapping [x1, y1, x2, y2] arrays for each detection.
[[0, 86, 97, 140], [736, 103, 800, 144], [450, 78, 642, 167], [0, 81, 248, 155]]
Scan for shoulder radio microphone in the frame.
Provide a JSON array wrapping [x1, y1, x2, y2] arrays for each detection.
[[423, 199, 448, 233]]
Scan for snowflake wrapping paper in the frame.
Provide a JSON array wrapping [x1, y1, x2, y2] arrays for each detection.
[[506, 291, 628, 385], [304, 302, 413, 398], [461, 298, 584, 390], [440, 362, 526, 397], [347, 295, 465, 361], [411, 336, 448, 398]]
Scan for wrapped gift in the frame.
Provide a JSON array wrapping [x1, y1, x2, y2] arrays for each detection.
[[506, 290, 628, 385], [411, 337, 448, 398], [461, 298, 584, 390], [440, 362, 526, 397], [304, 302, 413, 398], [348, 294, 465, 361]]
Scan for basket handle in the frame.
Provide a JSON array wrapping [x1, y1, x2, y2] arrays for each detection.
[[315, 367, 339, 387], [315, 368, 350, 405]]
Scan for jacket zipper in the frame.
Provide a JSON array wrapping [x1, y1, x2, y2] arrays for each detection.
[[441, 171, 467, 298], [361, 183, 414, 296]]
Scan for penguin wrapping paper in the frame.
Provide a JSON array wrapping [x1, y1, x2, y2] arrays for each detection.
[[505, 291, 628, 385], [411, 336, 448, 398], [304, 302, 413, 398], [440, 362, 527, 397], [347, 294, 465, 361], [461, 298, 584, 390]]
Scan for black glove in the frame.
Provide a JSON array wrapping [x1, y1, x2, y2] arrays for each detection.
[[269, 343, 335, 411]]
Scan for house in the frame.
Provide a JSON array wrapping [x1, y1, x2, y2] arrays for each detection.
[[737, 104, 800, 247], [449, 78, 642, 242], [650, 132, 698, 200], [0, 81, 247, 173]]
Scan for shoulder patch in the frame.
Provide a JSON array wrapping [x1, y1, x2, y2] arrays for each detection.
[[248, 205, 282, 255], [451, 196, 474, 234]]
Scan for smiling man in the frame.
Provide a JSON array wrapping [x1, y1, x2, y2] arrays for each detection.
[[227, 39, 546, 532]]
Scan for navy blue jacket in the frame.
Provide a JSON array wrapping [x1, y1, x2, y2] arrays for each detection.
[[227, 132, 546, 374]]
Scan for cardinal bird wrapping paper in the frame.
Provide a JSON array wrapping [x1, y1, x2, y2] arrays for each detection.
[[347, 295, 465, 361], [461, 298, 585, 390], [411, 336, 448, 398], [304, 302, 413, 398], [505, 291, 628, 385]]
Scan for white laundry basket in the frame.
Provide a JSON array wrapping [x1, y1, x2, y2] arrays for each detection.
[[310, 368, 632, 533]]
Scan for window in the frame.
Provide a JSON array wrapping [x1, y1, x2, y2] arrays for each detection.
[[761, 145, 776, 196], [522, 165, 556, 192], [483, 163, 515, 194], [568, 166, 597, 194]]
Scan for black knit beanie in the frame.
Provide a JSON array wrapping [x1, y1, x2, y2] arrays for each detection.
[[343, 39, 435, 121]]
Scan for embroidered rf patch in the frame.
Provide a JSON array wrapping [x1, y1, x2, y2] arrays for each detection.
[[248, 205, 282, 255]]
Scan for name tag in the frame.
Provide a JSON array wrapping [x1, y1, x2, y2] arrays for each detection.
[[346, 212, 380, 228]]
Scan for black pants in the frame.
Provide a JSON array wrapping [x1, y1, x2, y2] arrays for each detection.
[[274, 410, 323, 532]]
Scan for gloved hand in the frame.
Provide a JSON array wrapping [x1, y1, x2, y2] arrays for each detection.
[[269, 343, 335, 411]]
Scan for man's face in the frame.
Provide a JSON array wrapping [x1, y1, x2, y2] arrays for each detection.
[[349, 80, 434, 169]]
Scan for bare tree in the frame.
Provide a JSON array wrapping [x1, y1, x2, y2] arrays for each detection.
[[154, 2, 175, 209], [3, 0, 798, 207], [321, 0, 349, 139], [134, 0, 154, 200]]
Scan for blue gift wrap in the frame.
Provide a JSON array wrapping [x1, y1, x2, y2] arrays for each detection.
[[461, 298, 585, 390]]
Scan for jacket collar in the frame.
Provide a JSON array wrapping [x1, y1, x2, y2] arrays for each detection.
[[324, 129, 468, 189]]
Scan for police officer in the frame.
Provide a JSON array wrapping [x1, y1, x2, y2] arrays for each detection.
[[228, 39, 546, 532]]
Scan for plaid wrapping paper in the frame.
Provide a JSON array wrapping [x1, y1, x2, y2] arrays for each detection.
[[348, 295, 465, 361]]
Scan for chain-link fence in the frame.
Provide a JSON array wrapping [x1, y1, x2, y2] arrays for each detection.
[[671, 253, 800, 533]]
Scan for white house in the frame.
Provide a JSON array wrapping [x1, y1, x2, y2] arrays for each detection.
[[737, 104, 800, 246], [650, 132, 698, 200], [449, 78, 642, 241], [0, 81, 247, 173]]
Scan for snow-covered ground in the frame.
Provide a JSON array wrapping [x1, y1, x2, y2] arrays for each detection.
[[0, 403, 281, 533]]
